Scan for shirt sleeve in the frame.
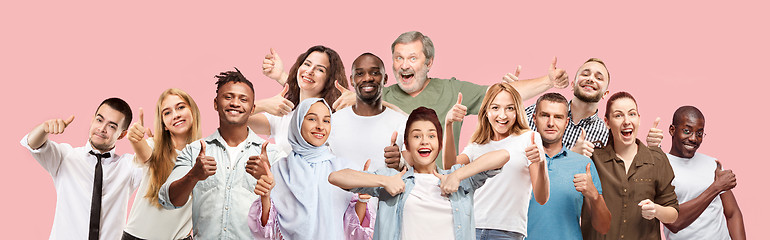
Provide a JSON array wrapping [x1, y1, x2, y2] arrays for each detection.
[[589, 159, 602, 195], [264, 113, 279, 139], [20, 134, 72, 178], [158, 142, 195, 209], [651, 147, 679, 211], [461, 143, 477, 162], [347, 168, 399, 198], [525, 103, 537, 130], [454, 78, 488, 115], [343, 195, 374, 240], [461, 161, 503, 191], [248, 196, 279, 240]]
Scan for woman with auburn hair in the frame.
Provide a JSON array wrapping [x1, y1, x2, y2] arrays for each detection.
[[328, 106, 510, 240], [581, 91, 679, 240], [249, 45, 349, 158], [443, 82, 549, 240], [123, 88, 201, 240]]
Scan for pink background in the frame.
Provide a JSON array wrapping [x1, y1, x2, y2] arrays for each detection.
[[1, 1, 767, 238]]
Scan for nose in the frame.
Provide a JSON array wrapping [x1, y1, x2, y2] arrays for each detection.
[[172, 109, 181, 120], [546, 116, 555, 127], [687, 133, 699, 141], [228, 98, 241, 108], [400, 60, 410, 70]]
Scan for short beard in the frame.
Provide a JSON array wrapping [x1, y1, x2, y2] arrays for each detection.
[[573, 87, 602, 103]]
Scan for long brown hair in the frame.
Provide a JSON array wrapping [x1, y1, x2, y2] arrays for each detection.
[[470, 83, 530, 145], [145, 88, 202, 208], [284, 45, 348, 112]]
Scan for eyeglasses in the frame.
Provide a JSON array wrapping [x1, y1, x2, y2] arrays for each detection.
[[678, 127, 705, 138]]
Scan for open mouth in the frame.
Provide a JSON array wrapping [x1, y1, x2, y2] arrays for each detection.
[[172, 119, 186, 127], [359, 84, 377, 93], [417, 147, 432, 157], [580, 83, 598, 92], [226, 109, 243, 115], [620, 128, 633, 138], [302, 75, 315, 84], [311, 131, 325, 139], [683, 142, 699, 151], [399, 70, 415, 82], [494, 119, 509, 128]]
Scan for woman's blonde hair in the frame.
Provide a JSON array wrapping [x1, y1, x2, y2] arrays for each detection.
[[145, 88, 202, 208], [470, 83, 530, 145]]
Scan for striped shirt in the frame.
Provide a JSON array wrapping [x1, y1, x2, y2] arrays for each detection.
[[525, 100, 609, 150]]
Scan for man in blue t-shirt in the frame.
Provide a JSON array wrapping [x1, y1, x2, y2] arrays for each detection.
[[525, 93, 611, 240]]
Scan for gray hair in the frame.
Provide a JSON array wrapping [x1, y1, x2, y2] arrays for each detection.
[[391, 31, 435, 61]]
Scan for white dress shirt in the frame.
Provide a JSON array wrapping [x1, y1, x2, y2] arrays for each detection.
[[21, 134, 143, 240]]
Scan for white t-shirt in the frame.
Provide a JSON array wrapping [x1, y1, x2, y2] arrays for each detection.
[[265, 112, 293, 163], [125, 138, 193, 239], [461, 131, 545, 235], [664, 153, 730, 240], [328, 106, 406, 171], [401, 173, 455, 240], [225, 140, 247, 168]]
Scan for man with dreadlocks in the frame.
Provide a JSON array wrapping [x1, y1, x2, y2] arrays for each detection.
[[159, 68, 281, 239]]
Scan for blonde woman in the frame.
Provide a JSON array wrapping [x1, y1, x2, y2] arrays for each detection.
[[443, 83, 549, 240], [124, 88, 201, 240]]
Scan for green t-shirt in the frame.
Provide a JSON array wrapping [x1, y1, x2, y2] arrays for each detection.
[[382, 77, 487, 168]]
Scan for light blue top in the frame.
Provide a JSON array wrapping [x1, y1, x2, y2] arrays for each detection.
[[526, 147, 602, 240], [158, 128, 280, 239], [349, 164, 500, 240]]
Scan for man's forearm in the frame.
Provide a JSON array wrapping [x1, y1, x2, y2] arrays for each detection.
[[168, 173, 198, 207], [509, 75, 551, 100], [588, 195, 611, 234], [27, 124, 48, 150], [664, 184, 721, 232]]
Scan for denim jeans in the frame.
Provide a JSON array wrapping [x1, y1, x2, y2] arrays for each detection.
[[476, 228, 524, 240]]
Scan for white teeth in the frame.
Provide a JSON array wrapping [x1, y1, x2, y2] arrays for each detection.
[[173, 121, 183, 126], [362, 86, 374, 91], [303, 77, 315, 83], [313, 133, 324, 138]]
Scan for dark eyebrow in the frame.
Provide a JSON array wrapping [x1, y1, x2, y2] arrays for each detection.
[[97, 114, 119, 127]]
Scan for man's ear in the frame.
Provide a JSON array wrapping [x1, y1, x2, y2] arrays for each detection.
[[213, 97, 218, 111], [118, 130, 128, 140], [669, 124, 675, 136], [425, 58, 434, 70], [383, 73, 388, 85]]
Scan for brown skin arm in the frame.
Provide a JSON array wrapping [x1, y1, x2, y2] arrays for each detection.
[[721, 190, 746, 239], [663, 184, 721, 233]]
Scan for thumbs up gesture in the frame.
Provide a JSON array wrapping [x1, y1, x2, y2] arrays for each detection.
[[383, 168, 408, 196], [571, 128, 595, 157], [128, 108, 154, 143], [433, 170, 461, 197], [501, 65, 522, 83], [525, 132, 544, 164], [246, 142, 271, 179], [638, 199, 658, 220], [384, 131, 403, 170], [548, 57, 569, 89], [357, 159, 373, 202], [253, 158, 275, 197], [646, 117, 663, 147], [42, 115, 75, 135], [573, 163, 599, 199], [261, 85, 295, 116], [445, 92, 467, 124], [190, 140, 217, 181], [713, 160, 737, 192], [331, 81, 356, 111], [262, 48, 285, 81]]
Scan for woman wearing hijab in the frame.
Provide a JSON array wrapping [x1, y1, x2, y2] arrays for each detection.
[[247, 98, 372, 240]]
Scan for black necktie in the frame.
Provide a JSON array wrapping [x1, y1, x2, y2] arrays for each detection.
[[88, 151, 110, 240]]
